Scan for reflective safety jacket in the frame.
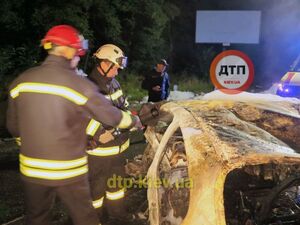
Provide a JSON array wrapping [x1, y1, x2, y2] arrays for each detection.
[[6, 55, 136, 186], [86, 67, 130, 157]]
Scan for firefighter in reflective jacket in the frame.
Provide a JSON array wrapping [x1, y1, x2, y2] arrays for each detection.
[[6, 26, 142, 225], [86, 44, 133, 222]]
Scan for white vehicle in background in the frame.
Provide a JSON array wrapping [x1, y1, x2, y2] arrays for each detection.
[[276, 55, 300, 98], [276, 72, 300, 97]]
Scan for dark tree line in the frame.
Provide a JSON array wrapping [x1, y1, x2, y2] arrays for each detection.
[[0, 0, 181, 95], [1, 0, 300, 99]]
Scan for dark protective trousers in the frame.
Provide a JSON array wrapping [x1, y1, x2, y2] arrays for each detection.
[[88, 153, 126, 218], [23, 178, 99, 225]]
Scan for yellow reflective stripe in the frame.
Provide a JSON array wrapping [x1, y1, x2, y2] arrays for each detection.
[[92, 196, 104, 209], [120, 139, 130, 153], [15, 137, 21, 146], [19, 154, 87, 170], [124, 99, 129, 107], [20, 164, 88, 180], [87, 146, 119, 156], [106, 188, 125, 200], [110, 90, 123, 101], [10, 82, 88, 105], [118, 111, 132, 129], [86, 119, 101, 136], [86, 139, 130, 156]]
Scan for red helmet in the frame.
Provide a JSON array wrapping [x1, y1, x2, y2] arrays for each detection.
[[41, 25, 88, 56]]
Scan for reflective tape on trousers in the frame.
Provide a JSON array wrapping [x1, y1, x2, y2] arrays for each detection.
[[106, 188, 125, 200], [20, 164, 88, 180], [92, 196, 104, 209]]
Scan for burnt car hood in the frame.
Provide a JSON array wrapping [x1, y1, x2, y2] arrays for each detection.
[[146, 93, 300, 225]]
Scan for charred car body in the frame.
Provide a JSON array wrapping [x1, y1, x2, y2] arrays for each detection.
[[141, 92, 300, 225]]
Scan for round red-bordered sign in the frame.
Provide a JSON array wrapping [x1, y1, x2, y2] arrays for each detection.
[[210, 50, 254, 94]]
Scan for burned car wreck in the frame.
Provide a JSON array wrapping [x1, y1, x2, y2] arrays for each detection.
[[139, 92, 300, 225]]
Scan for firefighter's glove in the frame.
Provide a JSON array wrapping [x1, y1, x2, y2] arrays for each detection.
[[138, 102, 161, 126], [131, 115, 144, 131]]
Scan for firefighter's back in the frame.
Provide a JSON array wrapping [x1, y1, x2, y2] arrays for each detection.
[[10, 55, 96, 185]]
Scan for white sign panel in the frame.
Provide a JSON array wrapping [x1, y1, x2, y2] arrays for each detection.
[[195, 10, 261, 44]]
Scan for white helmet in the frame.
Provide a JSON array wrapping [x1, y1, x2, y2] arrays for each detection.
[[94, 44, 127, 69]]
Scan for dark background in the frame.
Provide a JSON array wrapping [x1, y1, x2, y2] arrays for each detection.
[[1, 0, 300, 98]]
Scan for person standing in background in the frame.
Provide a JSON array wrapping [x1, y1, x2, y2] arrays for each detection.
[[141, 59, 170, 102]]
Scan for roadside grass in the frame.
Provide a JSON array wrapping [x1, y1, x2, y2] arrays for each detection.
[[118, 72, 147, 102], [173, 75, 214, 94], [119, 72, 213, 102]]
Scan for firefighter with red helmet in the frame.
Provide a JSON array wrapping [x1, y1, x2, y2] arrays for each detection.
[[6, 25, 142, 225], [86, 44, 134, 223]]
